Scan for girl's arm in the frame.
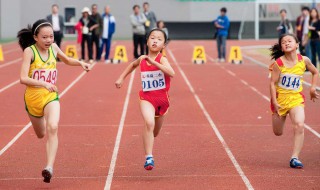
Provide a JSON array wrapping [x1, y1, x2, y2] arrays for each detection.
[[270, 63, 281, 115], [304, 56, 319, 101], [53, 43, 91, 71], [20, 48, 58, 92], [146, 56, 175, 77], [115, 57, 141, 88]]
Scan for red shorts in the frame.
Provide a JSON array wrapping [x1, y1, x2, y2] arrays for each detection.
[[139, 92, 170, 117]]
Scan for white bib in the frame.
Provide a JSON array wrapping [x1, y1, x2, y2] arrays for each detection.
[[141, 70, 166, 92], [32, 69, 58, 85], [82, 26, 89, 34], [278, 73, 301, 91]]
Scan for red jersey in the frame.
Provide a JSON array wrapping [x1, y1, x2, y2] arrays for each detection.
[[139, 53, 171, 97]]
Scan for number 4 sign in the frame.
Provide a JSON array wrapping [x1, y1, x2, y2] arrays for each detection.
[[112, 45, 128, 63], [192, 46, 206, 64], [228, 46, 243, 64]]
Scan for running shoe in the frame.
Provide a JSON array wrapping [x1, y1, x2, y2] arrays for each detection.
[[144, 157, 154, 170], [290, 158, 303, 169], [42, 167, 53, 183]]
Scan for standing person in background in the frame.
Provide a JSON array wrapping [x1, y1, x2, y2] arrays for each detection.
[[277, 9, 292, 37], [79, 7, 98, 64], [90, 4, 103, 62], [309, 8, 320, 68], [130, 5, 147, 59], [143, 2, 157, 53], [296, 7, 310, 57], [46, 4, 64, 49], [157, 20, 168, 40], [100, 5, 116, 64], [214, 7, 230, 63]]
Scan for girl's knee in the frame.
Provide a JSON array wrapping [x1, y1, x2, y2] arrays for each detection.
[[145, 120, 155, 131], [36, 132, 46, 139], [47, 123, 59, 134], [294, 123, 304, 134], [273, 130, 283, 136]]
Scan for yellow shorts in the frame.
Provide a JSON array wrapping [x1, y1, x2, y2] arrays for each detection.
[[271, 92, 305, 116], [24, 87, 59, 117]]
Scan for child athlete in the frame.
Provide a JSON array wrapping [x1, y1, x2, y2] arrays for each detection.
[[18, 19, 91, 182], [270, 34, 319, 168], [115, 28, 175, 170]]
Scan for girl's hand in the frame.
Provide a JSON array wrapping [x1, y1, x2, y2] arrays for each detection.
[[139, 55, 148, 62], [272, 102, 282, 116], [80, 62, 91, 72], [115, 78, 124, 88], [44, 83, 58, 92], [310, 87, 319, 102]]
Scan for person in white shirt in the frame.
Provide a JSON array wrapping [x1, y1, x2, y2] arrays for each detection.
[[46, 4, 64, 48]]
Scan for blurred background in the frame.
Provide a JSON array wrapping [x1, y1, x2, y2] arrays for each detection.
[[0, 0, 319, 41]]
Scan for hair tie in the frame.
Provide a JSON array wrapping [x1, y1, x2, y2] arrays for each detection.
[[34, 22, 52, 35]]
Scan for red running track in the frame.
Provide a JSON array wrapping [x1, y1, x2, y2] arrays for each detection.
[[0, 40, 319, 190]]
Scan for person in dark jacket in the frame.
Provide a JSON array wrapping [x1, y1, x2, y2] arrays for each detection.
[[46, 4, 64, 48], [90, 4, 103, 61], [79, 7, 98, 63]]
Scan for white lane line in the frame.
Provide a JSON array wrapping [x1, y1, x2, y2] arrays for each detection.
[[0, 80, 19, 93], [0, 58, 22, 69], [104, 70, 135, 190], [242, 53, 320, 91], [209, 54, 320, 139], [0, 63, 97, 156], [167, 48, 254, 190]]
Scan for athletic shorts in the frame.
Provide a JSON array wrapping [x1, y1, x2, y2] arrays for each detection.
[[270, 92, 305, 116], [139, 92, 170, 117], [24, 87, 59, 117]]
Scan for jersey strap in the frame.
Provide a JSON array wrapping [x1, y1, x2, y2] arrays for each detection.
[[275, 58, 284, 67]]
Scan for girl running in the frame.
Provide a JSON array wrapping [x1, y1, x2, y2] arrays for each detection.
[[115, 28, 175, 170], [18, 19, 91, 183], [269, 34, 319, 168]]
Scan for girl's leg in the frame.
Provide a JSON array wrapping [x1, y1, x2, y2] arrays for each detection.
[[28, 115, 46, 138], [140, 100, 155, 156], [154, 116, 165, 137], [272, 114, 286, 136], [288, 106, 305, 158], [43, 101, 60, 168]]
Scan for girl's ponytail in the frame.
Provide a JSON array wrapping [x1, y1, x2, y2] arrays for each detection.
[[17, 25, 35, 51], [270, 43, 284, 60]]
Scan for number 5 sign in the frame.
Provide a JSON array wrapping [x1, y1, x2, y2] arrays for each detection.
[[65, 45, 78, 59], [192, 46, 206, 64], [228, 46, 243, 64]]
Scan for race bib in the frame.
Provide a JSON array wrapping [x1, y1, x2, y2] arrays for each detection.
[[278, 73, 301, 91], [32, 69, 58, 85], [141, 70, 166, 92]]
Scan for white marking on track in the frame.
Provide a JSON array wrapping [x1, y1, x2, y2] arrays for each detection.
[[0, 80, 19, 93], [0, 58, 22, 69], [104, 70, 135, 190], [167, 48, 254, 190], [0, 63, 97, 156]]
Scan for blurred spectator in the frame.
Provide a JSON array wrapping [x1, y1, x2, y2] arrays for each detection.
[[309, 8, 320, 68], [91, 4, 103, 61], [79, 7, 98, 63], [46, 4, 64, 48], [277, 9, 292, 37], [130, 5, 147, 58], [214, 7, 230, 63], [296, 6, 310, 57], [100, 5, 116, 64], [143, 2, 157, 53], [157, 20, 168, 40]]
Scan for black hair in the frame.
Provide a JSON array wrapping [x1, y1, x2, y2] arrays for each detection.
[[301, 6, 310, 12], [17, 19, 52, 50], [157, 20, 166, 28], [280, 9, 287, 14], [270, 33, 299, 60], [310, 8, 319, 24], [143, 2, 149, 6], [146, 28, 168, 44], [92, 4, 97, 8], [133, 5, 140, 10], [220, 7, 227, 13]]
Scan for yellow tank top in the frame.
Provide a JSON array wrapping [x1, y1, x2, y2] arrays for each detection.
[[275, 54, 305, 94], [28, 45, 58, 85]]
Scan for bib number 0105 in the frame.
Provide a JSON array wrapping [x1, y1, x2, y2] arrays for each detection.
[[141, 70, 166, 92]]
